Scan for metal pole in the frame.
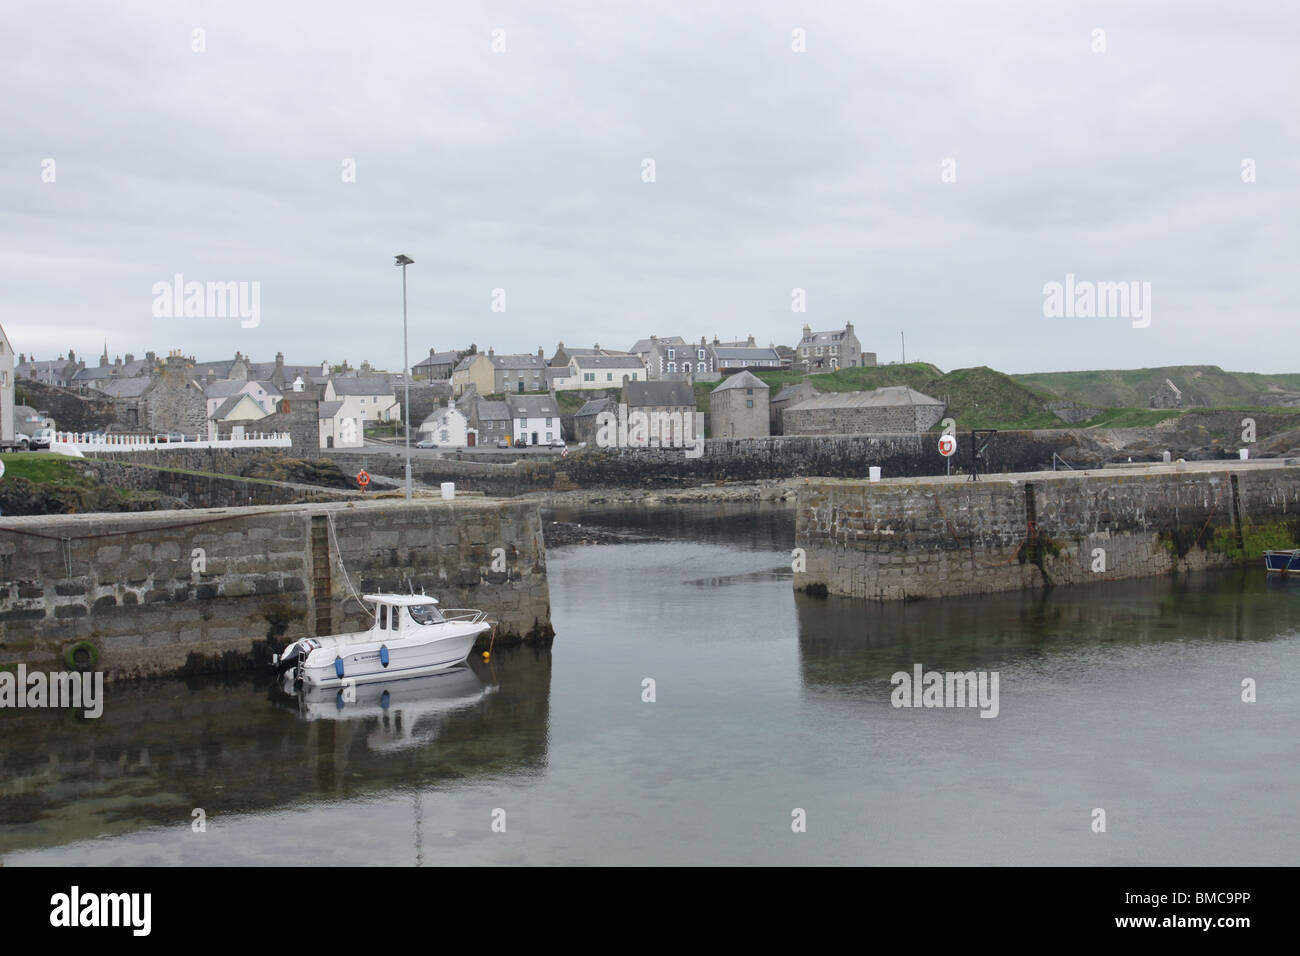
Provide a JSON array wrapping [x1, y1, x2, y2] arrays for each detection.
[[402, 262, 412, 501], [900, 331, 905, 365]]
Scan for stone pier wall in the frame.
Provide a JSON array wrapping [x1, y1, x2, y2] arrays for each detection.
[[0, 498, 550, 680], [794, 463, 1300, 600]]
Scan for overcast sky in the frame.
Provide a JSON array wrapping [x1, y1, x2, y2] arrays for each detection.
[[4, 1, 1296, 375]]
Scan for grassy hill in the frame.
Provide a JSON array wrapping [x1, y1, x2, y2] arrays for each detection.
[[1012, 366, 1300, 409]]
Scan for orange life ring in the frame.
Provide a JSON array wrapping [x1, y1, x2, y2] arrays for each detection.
[[356, 470, 371, 488]]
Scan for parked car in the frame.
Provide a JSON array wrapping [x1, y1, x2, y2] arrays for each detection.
[[548, 438, 566, 448], [495, 438, 510, 448], [416, 438, 438, 449], [30, 428, 54, 449], [155, 432, 190, 443]]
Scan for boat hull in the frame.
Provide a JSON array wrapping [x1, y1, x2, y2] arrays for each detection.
[[293, 622, 489, 687], [1264, 550, 1300, 575]]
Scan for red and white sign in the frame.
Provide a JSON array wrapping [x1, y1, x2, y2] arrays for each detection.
[[938, 434, 957, 457]]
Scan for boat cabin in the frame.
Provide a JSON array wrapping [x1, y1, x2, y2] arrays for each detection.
[[364, 594, 446, 634]]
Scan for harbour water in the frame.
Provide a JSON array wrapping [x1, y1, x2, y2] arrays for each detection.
[[2, 503, 1297, 865]]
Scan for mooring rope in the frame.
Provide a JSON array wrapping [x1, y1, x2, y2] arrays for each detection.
[[324, 511, 374, 617]]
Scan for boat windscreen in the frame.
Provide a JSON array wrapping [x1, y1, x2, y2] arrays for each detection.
[[408, 603, 444, 625]]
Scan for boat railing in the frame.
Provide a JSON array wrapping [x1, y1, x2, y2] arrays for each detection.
[[439, 609, 487, 624]]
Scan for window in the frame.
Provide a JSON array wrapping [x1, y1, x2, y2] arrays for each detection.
[[409, 603, 444, 625], [746, 399, 753, 408], [667, 349, 675, 359], [584, 372, 594, 382], [667, 362, 676, 373], [698, 349, 704, 359], [379, 605, 388, 629], [606, 373, 613, 381], [360, 398, 366, 404], [746, 388, 753, 395]]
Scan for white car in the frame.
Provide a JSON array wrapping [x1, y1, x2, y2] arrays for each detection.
[[31, 428, 54, 449]]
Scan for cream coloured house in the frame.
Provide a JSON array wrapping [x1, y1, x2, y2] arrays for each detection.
[[323, 375, 400, 423]]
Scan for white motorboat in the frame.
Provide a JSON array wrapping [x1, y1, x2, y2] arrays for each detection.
[[272, 593, 492, 688]]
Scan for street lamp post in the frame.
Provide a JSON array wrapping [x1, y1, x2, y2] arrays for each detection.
[[395, 254, 414, 501]]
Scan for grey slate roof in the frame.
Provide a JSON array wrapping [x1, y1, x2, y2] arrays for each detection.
[[787, 386, 942, 411], [772, 382, 815, 404], [799, 327, 852, 346], [623, 381, 695, 407], [329, 375, 394, 396], [318, 400, 344, 418], [99, 377, 153, 399], [204, 379, 248, 398], [571, 354, 645, 370], [575, 397, 616, 418], [628, 336, 686, 354], [414, 350, 460, 368], [489, 353, 548, 371], [71, 366, 116, 382], [505, 395, 558, 418], [711, 347, 782, 362], [712, 370, 769, 392], [475, 399, 510, 422]]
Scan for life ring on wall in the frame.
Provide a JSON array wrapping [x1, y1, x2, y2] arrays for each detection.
[[356, 470, 371, 488]]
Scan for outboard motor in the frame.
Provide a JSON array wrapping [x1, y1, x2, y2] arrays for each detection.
[[272, 641, 306, 677]]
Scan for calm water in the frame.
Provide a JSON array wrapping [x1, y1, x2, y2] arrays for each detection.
[[3, 503, 1298, 865]]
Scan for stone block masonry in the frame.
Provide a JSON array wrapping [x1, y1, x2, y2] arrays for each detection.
[[794, 462, 1300, 600], [0, 498, 551, 680]]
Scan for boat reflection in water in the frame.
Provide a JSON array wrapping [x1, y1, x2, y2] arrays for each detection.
[[276, 666, 495, 753]]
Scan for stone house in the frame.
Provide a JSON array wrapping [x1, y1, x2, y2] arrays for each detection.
[[620, 379, 697, 445], [224, 387, 321, 452], [553, 353, 648, 392], [505, 394, 560, 445], [16, 352, 81, 387], [783, 385, 945, 435], [318, 400, 363, 449], [709, 337, 784, 371], [412, 348, 462, 382], [451, 352, 495, 397], [204, 379, 280, 418], [139, 353, 207, 434], [208, 394, 269, 434], [419, 405, 474, 446], [549, 342, 617, 368], [709, 371, 770, 439], [626, 335, 712, 380], [323, 375, 400, 423], [488, 349, 551, 394], [770, 381, 818, 434], [574, 396, 616, 445], [463, 393, 511, 445], [796, 322, 874, 371]]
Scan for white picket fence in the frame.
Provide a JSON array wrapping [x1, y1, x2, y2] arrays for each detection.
[[53, 432, 292, 452]]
